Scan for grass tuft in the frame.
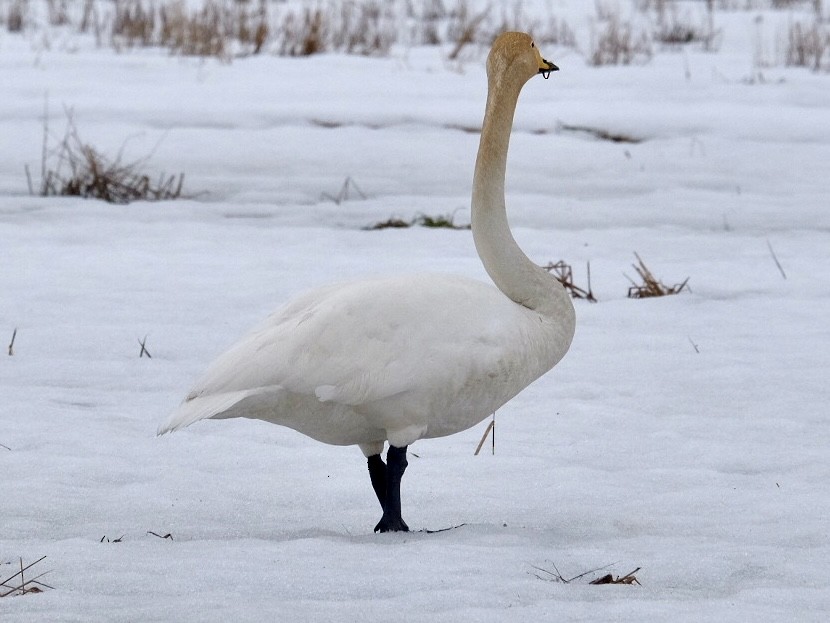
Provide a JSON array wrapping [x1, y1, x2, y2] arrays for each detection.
[[543, 260, 597, 302], [27, 108, 190, 204], [589, 13, 653, 66], [653, 3, 720, 50], [109, 0, 269, 58], [626, 253, 689, 298], [364, 212, 470, 231], [277, 1, 395, 57], [589, 567, 642, 585], [786, 19, 829, 71], [531, 560, 640, 585]]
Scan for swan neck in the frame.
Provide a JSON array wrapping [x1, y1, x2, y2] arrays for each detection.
[[471, 76, 571, 319]]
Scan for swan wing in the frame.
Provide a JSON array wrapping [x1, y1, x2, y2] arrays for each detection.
[[159, 274, 539, 434]]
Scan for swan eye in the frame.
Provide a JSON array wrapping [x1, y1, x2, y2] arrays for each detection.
[[531, 42, 535, 48]]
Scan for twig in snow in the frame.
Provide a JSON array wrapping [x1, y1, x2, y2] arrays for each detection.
[[0, 556, 54, 597], [688, 336, 700, 353], [321, 176, 367, 205], [589, 567, 641, 585], [147, 531, 173, 540], [420, 523, 468, 534], [474, 413, 495, 456], [100, 535, 125, 543], [8, 327, 17, 356], [138, 335, 152, 358], [531, 560, 620, 584], [543, 260, 597, 302], [766, 239, 787, 280], [0, 442, 10, 451]]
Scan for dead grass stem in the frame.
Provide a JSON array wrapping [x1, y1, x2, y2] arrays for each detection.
[[8, 327, 17, 356], [590, 13, 653, 66], [626, 252, 689, 298], [786, 19, 829, 71], [589, 567, 642, 585], [0, 557, 53, 597], [474, 414, 495, 455], [544, 260, 597, 302], [321, 176, 367, 205], [27, 108, 189, 204]]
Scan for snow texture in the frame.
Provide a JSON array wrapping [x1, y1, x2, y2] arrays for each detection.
[[2, 1, 829, 620]]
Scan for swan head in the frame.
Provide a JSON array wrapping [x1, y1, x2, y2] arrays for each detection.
[[487, 32, 558, 86]]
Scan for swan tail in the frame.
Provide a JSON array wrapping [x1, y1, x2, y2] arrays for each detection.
[[157, 389, 255, 435]]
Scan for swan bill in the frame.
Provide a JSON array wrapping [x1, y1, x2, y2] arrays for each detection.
[[539, 58, 559, 79]]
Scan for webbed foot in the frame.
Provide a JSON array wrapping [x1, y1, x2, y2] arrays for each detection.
[[374, 514, 410, 533], [369, 444, 409, 533]]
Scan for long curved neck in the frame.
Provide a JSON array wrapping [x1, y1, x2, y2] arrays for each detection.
[[471, 75, 571, 319]]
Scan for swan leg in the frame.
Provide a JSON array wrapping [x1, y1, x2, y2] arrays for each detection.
[[374, 445, 409, 533], [367, 454, 387, 510]]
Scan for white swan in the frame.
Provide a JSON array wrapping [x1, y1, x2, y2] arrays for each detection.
[[158, 32, 575, 533]]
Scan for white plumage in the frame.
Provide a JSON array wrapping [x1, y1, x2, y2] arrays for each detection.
[[158, 273, 572, 451], [158, 32, 575, 532]]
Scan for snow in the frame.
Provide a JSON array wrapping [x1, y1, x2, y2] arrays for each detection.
[[2, 1, 830, 620]]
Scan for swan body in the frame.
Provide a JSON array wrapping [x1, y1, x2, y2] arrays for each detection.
[[160, 273, 572, 450], [159, 33, 575, 532]]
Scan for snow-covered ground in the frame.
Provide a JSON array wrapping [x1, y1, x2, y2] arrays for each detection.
[[2, 1, 829, 620]]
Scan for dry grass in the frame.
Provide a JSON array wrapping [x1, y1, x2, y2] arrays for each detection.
[[4, 0, 825, 70], [109, 0, 269, 58], [363, 212, 470, 231], [786, 19, 829, 70], [626, 253, 689, 298], [589, 567, 642, 585], [363, 216, 411, 230], [446, 1, 490, 61], [321, 176, 367, 205], [589, 13, 653, 66], [474, 414, 495, 455], [1, 557, 53, 597], [558, 123, 642, 144], [532, 560, 641, 585], [3, 0, 577, 60], [27, 109, 189, 204], [766, 239, 787, 279], [543, 260, 597, 302], [5, 0, 28, 32], [111, 0, 156, 48], [277, 1, 395, 57], [7, 327, 17, 356], [654, 5, 720, 50], [441, 0, 578, 59], [138, 335, 152, 358]]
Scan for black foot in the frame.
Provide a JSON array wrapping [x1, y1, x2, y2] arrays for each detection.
[[374, 513, 409, 533], [371, 444, 409, 533]]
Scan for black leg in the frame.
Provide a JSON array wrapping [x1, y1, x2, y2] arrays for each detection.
[[374, 445, 409, 533], [367, 454, 387, 510]]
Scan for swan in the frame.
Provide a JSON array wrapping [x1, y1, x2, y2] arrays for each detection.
[[158, 32, 575, 533]]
